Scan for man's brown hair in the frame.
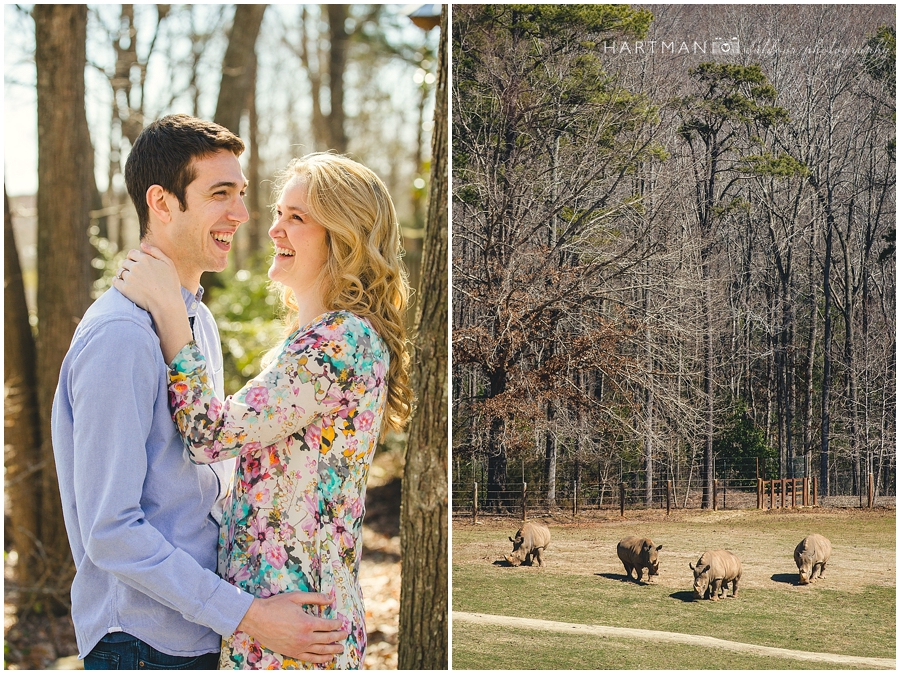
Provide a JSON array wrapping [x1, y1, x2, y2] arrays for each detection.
[[124, 114, 245, 238]]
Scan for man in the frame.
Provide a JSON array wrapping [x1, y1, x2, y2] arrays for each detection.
[[52, 115, 347, 669]]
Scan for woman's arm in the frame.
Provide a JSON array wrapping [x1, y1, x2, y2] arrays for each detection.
[[168, 313, 382, 464], [113, 243, 193, 363]]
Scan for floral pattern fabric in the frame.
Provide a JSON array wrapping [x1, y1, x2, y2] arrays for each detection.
[[167, 311, 388, 670]]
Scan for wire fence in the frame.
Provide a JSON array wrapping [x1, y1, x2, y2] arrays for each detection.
[[451, 456, 895, 518]]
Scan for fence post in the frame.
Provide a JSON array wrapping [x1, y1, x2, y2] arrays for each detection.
[[802, 477, 809, 507], [769, 480, 774, 509], [713, 479, 718, 511], [812, 477, 818, 506], [522, 481, 527, 522], [620, 482, 626, 517], [757, 478, 763, 509], [790, 478, 795, 509], [473, 482, 478, 524], [666, 480, 672, 516], [780, 478, 786, 509], [868, 473, 874, 508]]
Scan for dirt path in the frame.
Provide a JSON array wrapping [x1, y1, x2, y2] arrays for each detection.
[[453, 612, 897, 669]]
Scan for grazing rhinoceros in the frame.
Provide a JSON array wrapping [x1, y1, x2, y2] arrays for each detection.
[[504, 521, 551, 567], [794, 534, 832, 585], [689, 550, 742, 601], [616, 536, 662, 583]]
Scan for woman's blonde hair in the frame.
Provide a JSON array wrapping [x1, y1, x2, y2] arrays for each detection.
[[272, 152, 413, 432]]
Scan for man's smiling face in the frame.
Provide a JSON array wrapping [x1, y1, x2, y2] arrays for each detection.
[[164, 150, 249, 287]]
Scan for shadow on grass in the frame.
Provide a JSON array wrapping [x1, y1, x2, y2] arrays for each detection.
[[492, 559, 542, 568], [596, 572, 656, 586], [771, 573, 798, 585], [670, 590, 699, 602]]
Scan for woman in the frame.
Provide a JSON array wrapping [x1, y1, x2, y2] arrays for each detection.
[[115, 153, 413, 669]]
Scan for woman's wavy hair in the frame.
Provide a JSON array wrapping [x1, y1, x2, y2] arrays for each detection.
[[271, 152, 413, 433]]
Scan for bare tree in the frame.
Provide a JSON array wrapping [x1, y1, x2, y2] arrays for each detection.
[[214, 4, 267, 265], [33, 2, 96, 612], [4, 185, 42, 609], [326, 4, 349, 152], [398, 9, 448, 666], [214, 4, 268, 135]]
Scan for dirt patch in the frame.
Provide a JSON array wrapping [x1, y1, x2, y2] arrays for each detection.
[[454, 508, 896, 594]]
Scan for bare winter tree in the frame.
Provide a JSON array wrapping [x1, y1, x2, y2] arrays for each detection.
[[453, 4, 895, 511], [33, 3, 96, 612], [399, 10, 448, 667], [214, 4, 267, 135], [4, 184, 42, 609]]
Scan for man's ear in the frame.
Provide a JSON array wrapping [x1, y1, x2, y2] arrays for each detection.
[[146, 185, 173, 223]]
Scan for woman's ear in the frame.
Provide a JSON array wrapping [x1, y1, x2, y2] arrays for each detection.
[[146, 185, 173, 223]]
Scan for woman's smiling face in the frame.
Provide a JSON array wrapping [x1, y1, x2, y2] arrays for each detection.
[[268, 178, 329, 294]]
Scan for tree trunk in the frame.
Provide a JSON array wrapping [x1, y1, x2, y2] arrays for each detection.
[[702, 267, 714, 509], [326, 4, 349, 152], [213, 4, 267, 135], [644, 285, 654, 506], [34, 3, 96, 613], [398, 7, 448, 667], [4, 186, 43, 609], [820, 205, 835, 497], [544, 402, 558, 510], [802, 227, 818, 459], [246, 59, 264, 261], [300, 6, 328, 151], [486, 417, 508, 510]]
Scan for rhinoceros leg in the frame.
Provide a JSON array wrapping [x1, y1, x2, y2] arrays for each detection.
[[622, 562, 634, 580], [534, 548, 543, 567], [709, 579, 721, 601], [815, 561, 826, 580], [730, 577, 739, 598]]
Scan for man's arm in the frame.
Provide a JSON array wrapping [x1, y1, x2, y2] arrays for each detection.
[[70, 319, 252, 633]]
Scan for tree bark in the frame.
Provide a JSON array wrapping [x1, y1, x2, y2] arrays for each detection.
[[398, 7, 448, 668], [299, 6, 328, 151], [246, 58, 264, 262], [326, 4, 349, 152], [34, 3, 96, 612], [485, 370, 508, 509], [213, 4, 267, 136], [820, 202, 835, 497], [4, 186, 43, 609], [544, 402, 558, 510], [702, 267, 715, 509]]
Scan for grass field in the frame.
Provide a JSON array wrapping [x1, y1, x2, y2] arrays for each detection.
[[451, 508, 896, 670]]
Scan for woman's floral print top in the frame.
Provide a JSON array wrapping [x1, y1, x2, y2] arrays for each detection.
[[167, 311, 388, 670]]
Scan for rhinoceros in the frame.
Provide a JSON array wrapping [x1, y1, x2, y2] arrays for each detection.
[[794, 534, 832, 585], [504, 522, 551, 567], [689, 550, 742, 601], [617, 536, 662, 583]]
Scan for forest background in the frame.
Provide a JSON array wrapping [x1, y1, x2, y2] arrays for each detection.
[[4, 3, 447, 669], [452, 4, 895, 513]]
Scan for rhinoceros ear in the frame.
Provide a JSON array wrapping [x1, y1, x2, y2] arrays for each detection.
[[509, 536, 515, 542], [656, 545, 663, 551], [700, 564, 710, 574], [689, 562, 695, 570]]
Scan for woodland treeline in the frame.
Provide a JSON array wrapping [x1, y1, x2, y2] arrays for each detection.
[[452, 5, 896, 510], [5, 4, 447, 667]]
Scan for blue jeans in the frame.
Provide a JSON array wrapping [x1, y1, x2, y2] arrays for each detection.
[[84, 632, 220, 670]]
